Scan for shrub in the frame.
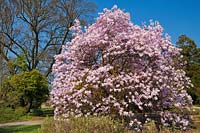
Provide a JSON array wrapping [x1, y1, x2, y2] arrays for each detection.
[[2, 69, 49, 113], [31, 109, 44, 116], [28, 108, 54, 117], [15, 107, 26, 117], [0, 107, 25, 123], [39, 116, 127, 133]]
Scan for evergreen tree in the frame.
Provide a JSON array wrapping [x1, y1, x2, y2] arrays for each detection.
[[176, 35, 200, 104]]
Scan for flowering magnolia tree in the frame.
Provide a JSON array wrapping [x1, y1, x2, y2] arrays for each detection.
[[51, 6, 193, 131]]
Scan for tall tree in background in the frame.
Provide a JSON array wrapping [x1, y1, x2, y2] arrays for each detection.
[[176, 35, 200, 104], [0, 0, 96, 78], [1, 69, 49, 112], [0, 0, 96, 110]]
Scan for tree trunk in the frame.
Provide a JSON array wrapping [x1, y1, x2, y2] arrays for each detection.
[[26, 100, 33, 113]]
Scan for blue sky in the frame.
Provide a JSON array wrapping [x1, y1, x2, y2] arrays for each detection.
[[91, 0, 200, 46]]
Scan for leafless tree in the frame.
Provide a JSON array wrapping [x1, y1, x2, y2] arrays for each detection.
[[0, 0, 96, 78]]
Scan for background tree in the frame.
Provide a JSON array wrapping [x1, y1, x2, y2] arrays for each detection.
[[0, 0, 96, 77], [0, 0, 96, 110], [51, 6, 192, 132], [1, 69, 49, 112], [176, 35, 200, 104]]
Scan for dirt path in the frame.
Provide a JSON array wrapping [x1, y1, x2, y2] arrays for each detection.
[[0, 120, 43, 127]]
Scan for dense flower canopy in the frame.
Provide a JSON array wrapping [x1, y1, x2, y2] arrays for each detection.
[[51, 6, 192, 131]]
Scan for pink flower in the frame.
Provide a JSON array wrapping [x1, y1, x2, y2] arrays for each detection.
[[51, 5, 192, 131]]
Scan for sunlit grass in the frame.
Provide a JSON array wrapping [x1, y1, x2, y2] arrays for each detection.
[[0, 125, 41, 133]]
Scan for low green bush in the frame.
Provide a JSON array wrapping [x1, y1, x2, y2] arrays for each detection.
[[39, 116, 128, 133], [0, 108, 16, 123], [0, 107, 25, 123], [31, 109, 44, 116], [15, 107, 26, 117], [39, 116, 200, 133], [0, 107, 53, 123], [29, 108, 54, 117]]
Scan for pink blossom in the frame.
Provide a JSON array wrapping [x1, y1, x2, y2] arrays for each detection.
[[51, 6, 193, 131]]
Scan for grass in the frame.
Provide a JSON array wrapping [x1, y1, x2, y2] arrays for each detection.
[[0, 125, 41, 133]]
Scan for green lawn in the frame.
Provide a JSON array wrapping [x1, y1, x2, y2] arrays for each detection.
[[0, 125, 41, 133]]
